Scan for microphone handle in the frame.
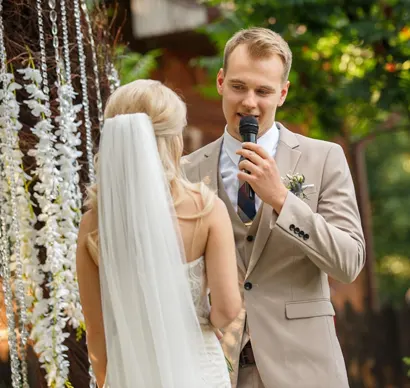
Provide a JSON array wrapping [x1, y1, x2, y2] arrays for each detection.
[[240, 133, 257, 200], [241, 133, 257, 144]]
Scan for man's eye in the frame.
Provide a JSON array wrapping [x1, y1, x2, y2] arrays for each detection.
[[257, 90, 269, 96], [232, 84, 243, 90]]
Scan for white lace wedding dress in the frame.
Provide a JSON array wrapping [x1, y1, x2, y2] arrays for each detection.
[[186, 256, 232, 388]]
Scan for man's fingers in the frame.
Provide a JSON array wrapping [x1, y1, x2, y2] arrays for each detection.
[[241, 142, 270, 159], [236, 149, 264, 166], [238, 159, 258, 175], [238, 170, 256, 183]]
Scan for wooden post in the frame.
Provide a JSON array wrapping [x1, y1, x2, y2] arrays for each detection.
[[351, 141, 379, 311]]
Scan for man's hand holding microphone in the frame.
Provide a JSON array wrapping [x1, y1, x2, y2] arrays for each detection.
[[236, 116, 288, 215]]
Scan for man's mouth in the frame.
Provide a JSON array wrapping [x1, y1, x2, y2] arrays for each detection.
[[237, 113, 259, 119]]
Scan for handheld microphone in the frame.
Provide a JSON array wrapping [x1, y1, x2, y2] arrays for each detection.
[[239, 116, 259, 200]]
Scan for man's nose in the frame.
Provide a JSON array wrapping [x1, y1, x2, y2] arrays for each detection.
[[241, 91, 257, 110]]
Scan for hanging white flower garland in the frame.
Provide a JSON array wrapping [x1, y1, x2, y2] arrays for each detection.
[[0, 69, 27, 388], [25, 0, 86, 384], [54, 83, 84, 329], [14, 67, 45, 319], [1, 0, 110, 385], [19, 62, 70, 387], [57, 0, 85, 331]]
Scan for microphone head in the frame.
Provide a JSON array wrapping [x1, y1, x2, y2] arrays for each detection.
[[239, 115, 259, 136]]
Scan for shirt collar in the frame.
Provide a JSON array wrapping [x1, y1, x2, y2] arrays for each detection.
[[222, 122, 279, 165]]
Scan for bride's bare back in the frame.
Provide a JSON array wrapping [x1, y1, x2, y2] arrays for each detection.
[[176, 190, 210, 263], [175, 190, 241, 329]]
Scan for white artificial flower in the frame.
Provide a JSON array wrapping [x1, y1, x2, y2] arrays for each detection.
[[25, 84, 47, 100], [24, 99, 49, 117], [17, 68, 42, 84]]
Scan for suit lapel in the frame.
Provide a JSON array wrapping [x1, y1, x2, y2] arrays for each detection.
[[246, 123, 302, 278], [198, 137, 221, 193], [199, 137, 247, 275]]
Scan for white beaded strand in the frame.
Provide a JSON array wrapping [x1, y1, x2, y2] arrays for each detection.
[[0, 209, 22, 388], [59, 0, 72, 85], [0, 1, 29, 385], [48, 0, 64, 85], [3, 112, 31, 388], [73, 0, 95, 183], [80, 0, 103, 132], [106, 61, 120, 95], [36, 0, 52, 111]]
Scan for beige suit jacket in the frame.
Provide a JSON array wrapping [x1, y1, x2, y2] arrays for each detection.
[[183, 123, 365, 388]]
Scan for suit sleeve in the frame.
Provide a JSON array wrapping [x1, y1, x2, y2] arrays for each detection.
[[274, 144, 366, 283]]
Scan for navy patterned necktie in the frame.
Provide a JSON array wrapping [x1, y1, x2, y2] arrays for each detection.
[[237, 181, 256, 224]]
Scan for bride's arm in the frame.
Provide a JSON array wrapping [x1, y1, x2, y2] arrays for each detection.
[[76, 211, 107, 388], [205, 198, 241, 329]]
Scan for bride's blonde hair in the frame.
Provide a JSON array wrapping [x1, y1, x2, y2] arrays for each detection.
[[85, 79, 215, 259]]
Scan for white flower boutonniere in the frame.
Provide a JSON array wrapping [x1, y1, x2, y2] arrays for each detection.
[[282, 173, 314, 200]]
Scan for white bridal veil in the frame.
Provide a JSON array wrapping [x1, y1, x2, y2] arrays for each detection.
[[97, 113, 208, 387]]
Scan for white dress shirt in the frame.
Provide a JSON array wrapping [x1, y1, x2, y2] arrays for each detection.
[[219, 123, 280, 212]]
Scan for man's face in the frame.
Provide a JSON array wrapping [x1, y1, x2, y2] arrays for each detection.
[[217, 44, 290, 140]]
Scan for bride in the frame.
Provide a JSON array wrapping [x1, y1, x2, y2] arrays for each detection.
[[76, 79, 241, 387]]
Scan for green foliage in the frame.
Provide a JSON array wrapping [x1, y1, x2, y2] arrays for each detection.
[[85, 0, 97, 8], [377, 255, 410, 307], [198, 0, 410, 140], [114, 46, 162, 85], [76, 320, 86, 341], [404, 357, 410, 377], [367, 130, 410, 306]]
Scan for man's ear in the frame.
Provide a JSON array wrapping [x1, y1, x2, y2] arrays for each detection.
[[278, 80, 290, 107], [216, 68, 224, 96]]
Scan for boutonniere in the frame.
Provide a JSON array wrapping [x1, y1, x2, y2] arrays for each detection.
[[282, 173, 314, 200]]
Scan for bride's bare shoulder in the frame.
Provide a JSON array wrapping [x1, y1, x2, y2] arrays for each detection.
[[79, 209, 97, 231], [78, 210, 98, 244], [176, 189, 227, 223], [208, 197, 229, 221], [176, 189, 204, 211]]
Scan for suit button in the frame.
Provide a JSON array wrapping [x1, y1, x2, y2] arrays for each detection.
[[244, 282, 253, 291], [289, 224, 295, 231], [303, 233, 310, 240], [294, 227, 300, 234], [247, 235, 254, 242], [298, 230, 305, 238]]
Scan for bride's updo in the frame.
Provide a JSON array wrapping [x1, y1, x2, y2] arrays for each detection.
[[104, 79, 187, 188], [85, 80, 215, 259]]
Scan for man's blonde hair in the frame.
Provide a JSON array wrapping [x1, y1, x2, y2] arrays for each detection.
[[223, 27, 292, 83]]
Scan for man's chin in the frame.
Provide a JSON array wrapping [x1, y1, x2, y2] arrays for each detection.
[[226, 125, 242, 141]]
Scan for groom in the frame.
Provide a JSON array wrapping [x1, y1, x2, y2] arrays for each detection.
[[184, 27, 365, 388]]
